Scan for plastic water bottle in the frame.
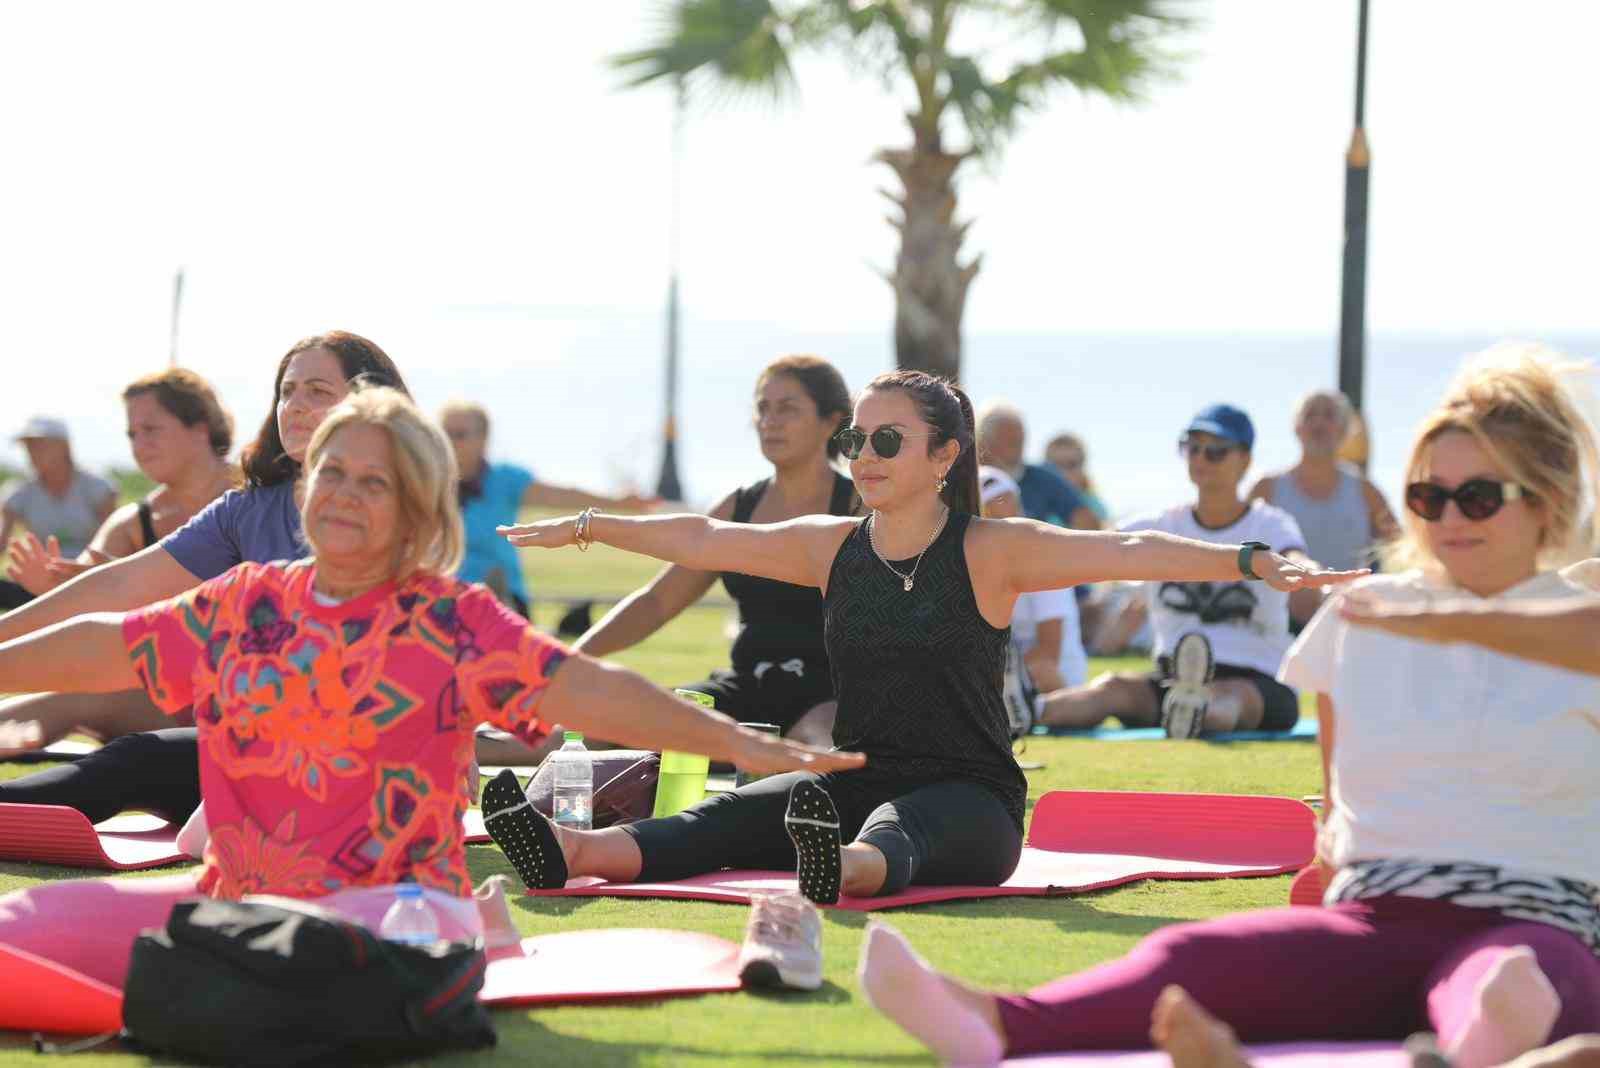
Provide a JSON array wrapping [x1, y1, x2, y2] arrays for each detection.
[[379, 883, 439, 946], [551, 730, 593, 830]]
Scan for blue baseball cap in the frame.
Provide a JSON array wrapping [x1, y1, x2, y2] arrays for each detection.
[[1184, 404, 1255, 451]]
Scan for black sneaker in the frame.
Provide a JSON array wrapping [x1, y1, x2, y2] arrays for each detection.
[[1001, 643, 1040, 743], [1160, 631, 1213, 739]]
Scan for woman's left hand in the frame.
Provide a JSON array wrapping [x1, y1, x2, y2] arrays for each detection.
[[1253, 552, 1369, 594]]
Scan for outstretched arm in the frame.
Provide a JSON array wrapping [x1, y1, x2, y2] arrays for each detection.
[[0, 614, 139, 694], [1339, 593, 1600, 676], [0, 544, 201, 643], [501, 512, 855, 591], [977, 519, 1368, 596], [537, 654, 864, 775]]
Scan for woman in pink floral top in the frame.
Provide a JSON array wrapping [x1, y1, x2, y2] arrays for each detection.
[[0, 387, 861, 986]]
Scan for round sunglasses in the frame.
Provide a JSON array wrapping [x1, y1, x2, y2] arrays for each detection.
[[834, 426, 936, 460], [1404, 479, 1525, 522]]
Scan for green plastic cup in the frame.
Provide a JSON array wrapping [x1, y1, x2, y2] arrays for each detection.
[[653, 691, 715, 817]]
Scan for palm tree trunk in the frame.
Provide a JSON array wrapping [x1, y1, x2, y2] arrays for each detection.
[[878, 144, 980, 381]]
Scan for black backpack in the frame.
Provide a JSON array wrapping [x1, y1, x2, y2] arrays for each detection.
[[120, 897, 496, 1066]]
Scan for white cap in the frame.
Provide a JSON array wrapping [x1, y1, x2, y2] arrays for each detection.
[[978, 465, 1021, 506], [14, 416, 69, 442]]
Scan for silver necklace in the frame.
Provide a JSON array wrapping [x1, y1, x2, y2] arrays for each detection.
[[867, 507, 949, 592]]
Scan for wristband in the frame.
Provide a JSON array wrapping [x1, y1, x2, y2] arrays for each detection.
[[1237, 541, 1271, 580]]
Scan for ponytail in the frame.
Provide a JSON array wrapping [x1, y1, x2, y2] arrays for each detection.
[[943, 384, 981, 515]]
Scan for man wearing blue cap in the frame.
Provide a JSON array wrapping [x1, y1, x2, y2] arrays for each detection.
[[1033, 404, 1311, 738]]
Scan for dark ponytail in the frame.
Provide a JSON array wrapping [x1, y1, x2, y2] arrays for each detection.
[[865, 370, 981, 516]]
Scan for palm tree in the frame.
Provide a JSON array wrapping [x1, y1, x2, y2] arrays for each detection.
[[614, 0, 1189, 380]]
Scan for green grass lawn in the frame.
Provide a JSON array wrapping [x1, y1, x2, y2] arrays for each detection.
[[0, 539, 1322, 1066]]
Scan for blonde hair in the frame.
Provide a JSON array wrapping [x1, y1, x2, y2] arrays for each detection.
[[437, 399, 490, 439], [304, 387, 465, 579], [1385, 343, 1600, 573]]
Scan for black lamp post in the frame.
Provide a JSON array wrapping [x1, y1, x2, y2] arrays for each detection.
[[1337, 0, 1372, 412]]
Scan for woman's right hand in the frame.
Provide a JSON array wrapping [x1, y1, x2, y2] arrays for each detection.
[[498, 515, 580, 550], [728, 728, 866, 776]]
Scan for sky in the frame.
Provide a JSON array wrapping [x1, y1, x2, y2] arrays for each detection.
[[2, 0, 1598, 502]]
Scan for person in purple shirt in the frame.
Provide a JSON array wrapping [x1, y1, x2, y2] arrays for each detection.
[[0, 331, 407, 820]]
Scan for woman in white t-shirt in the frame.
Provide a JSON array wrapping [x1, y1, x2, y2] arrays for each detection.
[[859, 353, 1600, 1068], [1036, 404, 1309, 736]]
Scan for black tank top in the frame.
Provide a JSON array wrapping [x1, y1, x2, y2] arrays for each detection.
[[136, 497, 158, 549], [823, 511, 1026, 828], [720, 473, 856, 672]]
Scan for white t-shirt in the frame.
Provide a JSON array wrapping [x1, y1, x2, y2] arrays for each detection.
[[1011, 588, 1088, 688], [0, 471, 115, 559], [1280, 570, 1600, 887], [1121, 501, 1305, 677]]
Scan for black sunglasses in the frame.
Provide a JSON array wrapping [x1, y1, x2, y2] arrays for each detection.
[[1178, 436, 1236, 463], [834, 426, 936, 460], [1404, 479, 1525, 522]]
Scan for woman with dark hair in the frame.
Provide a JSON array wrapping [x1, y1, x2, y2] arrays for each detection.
[[0, 368, 239, 750], [0, 331, 408, 812], [487, 371, 1360, 909], [563, 355, 857, 748]]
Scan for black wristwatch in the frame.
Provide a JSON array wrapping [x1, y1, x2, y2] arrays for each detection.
[[1237, 541, 1272, 581]]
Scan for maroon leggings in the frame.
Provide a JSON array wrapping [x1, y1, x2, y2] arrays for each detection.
[[997, 896, 1600, 1056]]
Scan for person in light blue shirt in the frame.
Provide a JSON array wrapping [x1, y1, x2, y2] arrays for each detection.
[[438, 401, 652, 617]]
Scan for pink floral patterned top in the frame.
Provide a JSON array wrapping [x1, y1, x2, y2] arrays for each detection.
[[123, 560, 566, 899]]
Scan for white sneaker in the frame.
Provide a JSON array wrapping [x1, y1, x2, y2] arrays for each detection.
[[1001, 643, 1040, 743], [737, 890, 823, 991], [1161, 631, 1213, 739]]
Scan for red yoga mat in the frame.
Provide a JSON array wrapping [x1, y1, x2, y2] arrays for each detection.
[[0, 804, 495, 870], [529, 790, 1317, 911], [0, 929, 738, 1036], [1289, 863, 1329, 906], [481, 928, 741, 1006], [0, 944, 123, 1036], [1003, 1042, 1406, 1066]]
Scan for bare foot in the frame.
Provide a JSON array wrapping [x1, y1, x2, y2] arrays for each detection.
[[1150, 986, 1253, 1068], [1447, 946, 1561, 1068], [858, 921, 1004, 1067]]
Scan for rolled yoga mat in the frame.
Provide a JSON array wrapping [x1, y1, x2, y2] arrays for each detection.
[[526, 790, 1317, 911]]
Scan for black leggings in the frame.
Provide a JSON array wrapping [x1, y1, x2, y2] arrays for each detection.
[[0, 727, 200, 825], [624, 769, 1022, 896]]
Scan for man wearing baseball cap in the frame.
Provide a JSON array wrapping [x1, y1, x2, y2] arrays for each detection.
[[1, 417, 116, 610], [1034, 403, 1313, 738]]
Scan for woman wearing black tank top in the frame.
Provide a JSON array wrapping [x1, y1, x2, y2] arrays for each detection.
[[492, 373, 1365, 904], [572, 356, 857, 747]]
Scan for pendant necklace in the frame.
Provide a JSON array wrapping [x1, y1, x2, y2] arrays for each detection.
[[868, 506, 949, 592]]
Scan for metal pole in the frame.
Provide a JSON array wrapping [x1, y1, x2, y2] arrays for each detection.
[[655, 82, 686, 502], [1337, 0, 1371, 412], [168, 268, 186, 367]]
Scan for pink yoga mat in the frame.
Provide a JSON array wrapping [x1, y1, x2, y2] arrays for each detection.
[[0, 929, 739, 1035], [0, 804, 494, 870], [1004, 1042, 1406, 1066], [529, 790, 1317, 911], [482, 928, 741, 1006], [1289, 864, 1328, 907]]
